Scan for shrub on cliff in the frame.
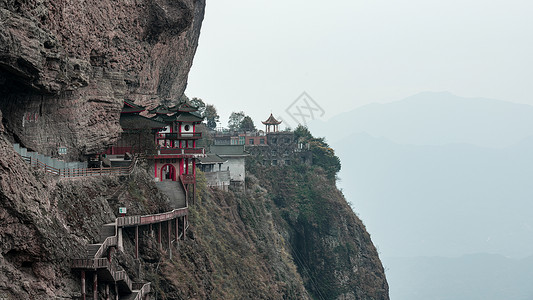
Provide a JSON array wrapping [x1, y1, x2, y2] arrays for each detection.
[[294, 125, 341, 180]]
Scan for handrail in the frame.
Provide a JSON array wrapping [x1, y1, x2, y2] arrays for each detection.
[[73, 206, 188, 298], [20, 155, 136, 178], [157, 148, 205, 155], [156, 132, 202, 139], [117, 207, 188, 228], [132, 282, 151, 300]]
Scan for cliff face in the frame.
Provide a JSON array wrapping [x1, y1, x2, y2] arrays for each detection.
[[146, 165, 389, 299], [0, 0, 205, 160]]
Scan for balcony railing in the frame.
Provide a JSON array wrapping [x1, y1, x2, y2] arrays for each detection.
[[157, 148, 205, 155], [156, 132, 202, 140]]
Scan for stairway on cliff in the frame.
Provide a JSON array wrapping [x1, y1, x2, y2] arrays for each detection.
[[155, 181, 186, 208]]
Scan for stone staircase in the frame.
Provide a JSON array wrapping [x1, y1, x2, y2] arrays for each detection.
[[155, 180, 187, 208]]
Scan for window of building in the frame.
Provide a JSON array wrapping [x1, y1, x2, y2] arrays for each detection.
[[249, 139, 254, 145], [260, 139, 265, 144]]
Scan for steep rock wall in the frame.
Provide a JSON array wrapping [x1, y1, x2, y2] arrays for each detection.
[[0, 0, 205, 160]]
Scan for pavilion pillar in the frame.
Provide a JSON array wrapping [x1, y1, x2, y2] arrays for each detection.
[[115, 282, 118, 300], [93, 272, 98, 300], [158, 222, 162, 250], [81, 270, 86, 300], [135, 226, 139, 259], [150, 224, 153, 237]]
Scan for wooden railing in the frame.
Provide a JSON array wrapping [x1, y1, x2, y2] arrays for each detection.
[[132, 282, 151, 300], [157, 132, 202, 140], [117, 207, 188, 228], [71, 258, 109, 269], [93, 235, 118, 260], [71, 258, 134, 293], [157, 148, 205, 155], [73, 207, 188, 299], [21, 156, 135, 178], [114, 270, 133, 291]]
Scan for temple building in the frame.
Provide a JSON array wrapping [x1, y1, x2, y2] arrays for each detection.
[[109, 99, 206, 203], [106, 100, 166, 155], [262, 113, 282, 133], [246, 113, 312, 166], [147, 102, 205, 186]]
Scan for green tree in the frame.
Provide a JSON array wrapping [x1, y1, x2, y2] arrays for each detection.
[[205, 104, 220, 129], [239, 116, 256, 132], [228, 111, 245, 131], [294, 125, 341, 180], [190, 97, 206, 116]]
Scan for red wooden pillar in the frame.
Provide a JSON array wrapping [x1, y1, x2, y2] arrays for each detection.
[[158, 222, 162, 250], [115, 282, 119, 300], [135, 226, 139, 259], [81, 270, 86, 300], [93, 272, 98, 300]]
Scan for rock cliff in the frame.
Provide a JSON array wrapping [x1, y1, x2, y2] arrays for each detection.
[[0, 0, 205, 160]]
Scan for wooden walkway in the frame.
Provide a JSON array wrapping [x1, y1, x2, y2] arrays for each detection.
[[72, 207, 189, 300], [21, 155, 135, 178]]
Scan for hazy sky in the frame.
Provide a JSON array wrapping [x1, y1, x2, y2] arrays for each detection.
[[185, 0, 533, 130]]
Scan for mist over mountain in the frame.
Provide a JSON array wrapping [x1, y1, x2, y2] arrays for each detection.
[[310, 91, 533, 148], [384, 254, 533, 300], [309, 91, 533, 300], [336, 133, 533, 258]]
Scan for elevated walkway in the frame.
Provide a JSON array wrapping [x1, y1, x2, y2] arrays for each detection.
[[73, 207, 189, 299], [13, 143, 134, 177]]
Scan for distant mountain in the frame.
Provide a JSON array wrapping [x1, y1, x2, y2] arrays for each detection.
[[309, 91, 533, 148], [383, 254, 533, 300], [312, 92, 533, 300]]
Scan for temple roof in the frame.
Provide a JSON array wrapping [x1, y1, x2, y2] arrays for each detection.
[[148, 104, 173, 115], [172, 101, 199, 112], [122, 99, 146, 114], [120, 114, 167, 130], [197, 154, 226, 165], [209, 145, 248, 156], [175, 111, 204, 123], [262, 113, 282, 125], [151, 114, 177, 123]]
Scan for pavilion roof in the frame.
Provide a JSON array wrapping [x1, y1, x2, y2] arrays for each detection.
[[171, 101, 199, 112], [175, 111, 204, 123], [122, 99, 146, 114], [197, 154, 226, 165], [262, 113, 282, 125], [148, 104, 173, 115], [151, 114, 177, 123], [120, 114, 167, 130]]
